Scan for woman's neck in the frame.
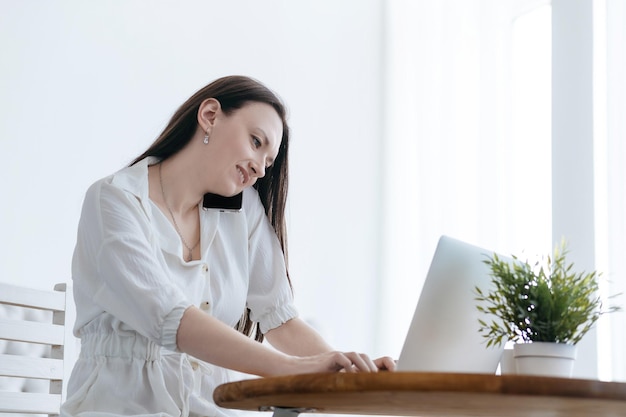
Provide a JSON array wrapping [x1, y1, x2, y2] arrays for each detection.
[[151, 156, 203, 215]]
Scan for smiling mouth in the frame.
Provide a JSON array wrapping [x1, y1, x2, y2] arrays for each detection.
[[237, 166, 248, 185]]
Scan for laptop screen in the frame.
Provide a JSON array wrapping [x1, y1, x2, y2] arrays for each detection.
[[397, 235, 506, 373]]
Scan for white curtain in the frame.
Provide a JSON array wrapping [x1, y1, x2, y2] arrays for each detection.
[[377, 0, 551, 357], [378, 0, 626, 382]]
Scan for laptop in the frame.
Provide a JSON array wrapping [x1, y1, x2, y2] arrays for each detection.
[[396, 235, 506, 373]]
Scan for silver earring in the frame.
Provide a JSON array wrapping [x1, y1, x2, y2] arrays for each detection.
[[203, 130, 210, 144]]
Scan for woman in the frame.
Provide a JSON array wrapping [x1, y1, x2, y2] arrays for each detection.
[[62, 76, 395, 417]]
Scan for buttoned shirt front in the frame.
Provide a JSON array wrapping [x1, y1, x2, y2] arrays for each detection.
[[62, 157, 297, 417]]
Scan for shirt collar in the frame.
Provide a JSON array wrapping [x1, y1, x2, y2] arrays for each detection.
[[110, 156, 159, 204]]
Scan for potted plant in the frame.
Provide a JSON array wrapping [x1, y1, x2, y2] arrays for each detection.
[[474, 239, 621, 377]]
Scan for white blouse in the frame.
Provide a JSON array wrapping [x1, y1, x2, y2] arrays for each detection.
[[61, 157, 297, 417]]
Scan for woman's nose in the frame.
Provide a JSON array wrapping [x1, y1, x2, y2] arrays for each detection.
[[250, 162, 265, 179]]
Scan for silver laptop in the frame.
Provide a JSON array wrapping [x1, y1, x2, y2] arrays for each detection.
[[397, 235, 505, 373]]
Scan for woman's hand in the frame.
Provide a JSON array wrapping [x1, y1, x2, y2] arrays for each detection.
[[373, 356, 397, 371], [264, 319, 397, 375], [276, 352, 396, 376]]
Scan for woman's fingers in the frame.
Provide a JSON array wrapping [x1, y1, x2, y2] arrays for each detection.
[[331, 352, 381, 372], [373, 356, 397, 371], [352, 352, 378, 372], [293, 352, 397, 375]]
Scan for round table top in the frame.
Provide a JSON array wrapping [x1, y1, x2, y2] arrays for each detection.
[[213, 372, 626, 417]]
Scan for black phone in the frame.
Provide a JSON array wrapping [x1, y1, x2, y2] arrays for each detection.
[[202, 192, 243, 212]]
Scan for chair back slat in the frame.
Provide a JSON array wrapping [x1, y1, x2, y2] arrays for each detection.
[[0, 392, 63, 414], [0, 318, 65, 345], [0, 353, 64, 379], [0, 283, 66, 311]]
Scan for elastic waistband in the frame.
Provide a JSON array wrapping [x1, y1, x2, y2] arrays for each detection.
[[79, 331, 162, 361]]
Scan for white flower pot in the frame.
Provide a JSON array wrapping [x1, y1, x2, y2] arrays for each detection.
[[513, 342, 577, 378], [499, 348, 517, 375]]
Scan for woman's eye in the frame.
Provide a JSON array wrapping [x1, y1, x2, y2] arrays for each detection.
[[252, 136, 262, 148]]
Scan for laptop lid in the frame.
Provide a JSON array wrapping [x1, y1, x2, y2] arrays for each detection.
[[396, 235, 505, 373]]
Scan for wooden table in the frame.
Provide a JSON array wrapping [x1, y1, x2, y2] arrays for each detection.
[[213, 372, 626, 417]]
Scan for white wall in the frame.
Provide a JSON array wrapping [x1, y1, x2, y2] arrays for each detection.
[[0, 0, 384, 353]]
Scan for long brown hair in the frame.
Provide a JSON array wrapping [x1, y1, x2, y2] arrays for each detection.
[[132, 76, 291, 342]]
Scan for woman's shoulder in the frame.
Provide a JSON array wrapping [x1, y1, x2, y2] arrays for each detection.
[[81, 158, 154, 212], [109, 157, 155, 197]]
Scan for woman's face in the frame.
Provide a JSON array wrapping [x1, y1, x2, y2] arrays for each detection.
[[205, 101, 283, 196]]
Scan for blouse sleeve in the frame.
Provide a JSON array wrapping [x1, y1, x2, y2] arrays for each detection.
[[243, 188, 298, 334], [72, 178, 192, 350]]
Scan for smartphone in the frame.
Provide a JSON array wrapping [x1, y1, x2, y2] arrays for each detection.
[[202, 192, 243, 212]]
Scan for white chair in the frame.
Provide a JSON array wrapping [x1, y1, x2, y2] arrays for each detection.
[[0, 282, 68, 416]]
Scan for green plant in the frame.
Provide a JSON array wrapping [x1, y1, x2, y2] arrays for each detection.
[[475, 240, 621, 347]]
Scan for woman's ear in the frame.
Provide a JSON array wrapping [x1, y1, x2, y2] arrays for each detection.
[[198, 98, 221, 131]]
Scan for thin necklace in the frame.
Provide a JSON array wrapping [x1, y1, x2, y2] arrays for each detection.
[[158, 163, 200, 262]]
